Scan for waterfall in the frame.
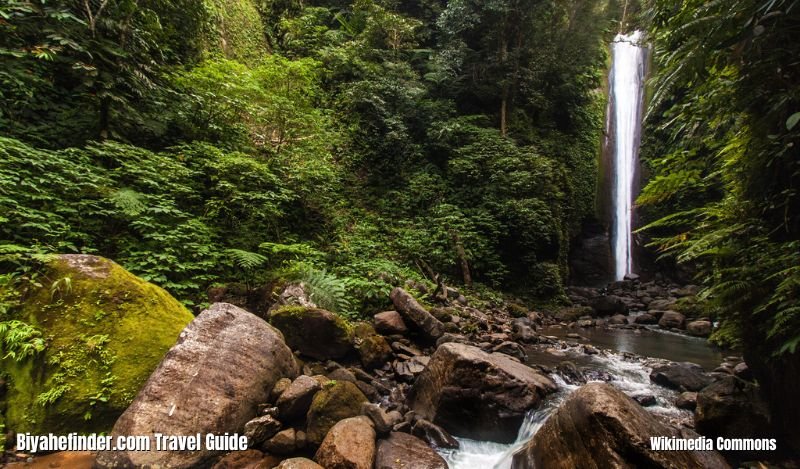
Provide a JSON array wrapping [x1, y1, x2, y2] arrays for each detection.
[[609, 31, 647, 281]]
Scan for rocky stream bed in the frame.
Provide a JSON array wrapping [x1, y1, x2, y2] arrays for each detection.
[[3, 255, 781, 468]]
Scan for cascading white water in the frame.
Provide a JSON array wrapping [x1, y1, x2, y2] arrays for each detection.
[[609, 31, 647, 280]]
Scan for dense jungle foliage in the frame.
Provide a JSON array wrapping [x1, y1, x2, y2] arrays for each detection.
[[638, 0, 800, 361], [0, 0, 623, 316]]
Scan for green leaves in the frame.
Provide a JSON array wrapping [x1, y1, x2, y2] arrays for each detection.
[[787, 112, 800, 131]]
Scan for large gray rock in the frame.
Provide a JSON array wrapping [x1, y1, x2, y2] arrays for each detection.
[[95, 303, 299, 468], [409, 343, 556, 443], [390, 288, 445, 342], [375, 432, 448, 469], [511, 383, 729, 469], [650, 362, 711, 392]]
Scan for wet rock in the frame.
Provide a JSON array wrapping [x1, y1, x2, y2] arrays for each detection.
[[315, 416, 376, 469], [306, 381, 369, 446], [511, 318, 538, 343], [491, 341, 527, 361], [275, 457, 324, 469], [264, 428, 297, 455], [244, 415, 282, 446], [633, 313, 657, 325], [676, 391, 698, 410], [277, 375, 321, 421], [732, 362, 752, 381], [269, 306, 352, 360], [589, 295, 629, 316], [95, 303, 298, 469], [212, 449, 279, 469], [633, 394, 657, 407], [409, 342, 557, 443], [390, 287, 445, 342], [687, 320, 713, 337], [362, 403, 402, 435], [576, 318, 595, 328], [695, 375, 771, 443], [582, 344, 599, 355], [658, 311, 686, 329], [555, 361, 586, 385], [375, 432, 449, 469], [374, 311, 408, 335], [650, 362, 712, 392], [355, 380, 379, 400], [411, 418, 460, 449], [608, 314, 628, 325], [353, 323, 393, 370], [511, 383, 729, 469]]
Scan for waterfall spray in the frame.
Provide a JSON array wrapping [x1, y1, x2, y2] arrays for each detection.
[[609, 31, 646, 281]]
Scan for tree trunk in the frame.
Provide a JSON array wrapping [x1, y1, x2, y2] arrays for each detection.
[[500, 33, 509, 137], [453, 233, 472, 287]]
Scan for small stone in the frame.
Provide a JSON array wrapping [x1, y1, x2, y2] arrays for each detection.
[[633, 394, 657, 407], [270, 378, 292, 403], [374, 311, 408, 335], [675, 391, 697, 410], [243, 414, 282, 446], [277, 375, 322, 421]]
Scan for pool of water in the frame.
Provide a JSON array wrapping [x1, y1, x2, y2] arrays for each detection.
[[538, 324, 725, 370]]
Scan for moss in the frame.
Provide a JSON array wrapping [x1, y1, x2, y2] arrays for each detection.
[[305, 381, 367, 445], [269, 305, 352, 360], [204, 0, 268, 65], [1, 255, 193, 435]]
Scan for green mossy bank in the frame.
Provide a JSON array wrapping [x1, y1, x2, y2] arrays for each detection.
[[1, 255, 193, 438]]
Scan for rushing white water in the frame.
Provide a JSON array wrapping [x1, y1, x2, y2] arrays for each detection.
[[610, 31, 647, 280], [438, 346, 690, 468]]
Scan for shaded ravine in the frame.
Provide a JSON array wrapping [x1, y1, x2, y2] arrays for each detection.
[[438, 329, 720, 468]]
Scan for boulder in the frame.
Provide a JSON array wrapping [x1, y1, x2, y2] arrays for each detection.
[[648, 298, 677, 311], [315, 416, 376, 469], [375, 432, 448, 469], [409, 343, 557, 443], [687, 320, 712, 337], [390, 287, 445, 342], [608, 314, 628, 325], [511, 383, 729, 469], [212, 449, 279, 469], [306, 381, 369, 445], [589, 295, 629, 316], [352, 322, 393, 369], [95, 303, 298, 468], [658, 311, 686, 329], [361, 403, 402, 435], [264, 428, 297, 455], [374, 310, 408, 335], [633, 313, 657, 325], [411, 418, 459, 449], [1, 255, 194, 436], [676, 391, 698, 410], [555, 305, 594, 321], [275, 457, 324, 469], [270, 377, 292, 402], [732, 362, 752, 381], [695, 375, 771, 442], [277, 375, 321, 421], [650, 362, 711, 392], [269, 306, 352, 360]]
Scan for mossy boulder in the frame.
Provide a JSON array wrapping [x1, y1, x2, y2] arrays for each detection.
[[1, 254, 193, 436], [269, 306, 352, 360], [306, 381, 368, 446], [352, 322, 392, 370]]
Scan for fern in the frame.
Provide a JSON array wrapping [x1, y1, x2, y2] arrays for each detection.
[[224, 249, 267, 270], [0, 320, 46, 361], [289, 265, 352, 315]]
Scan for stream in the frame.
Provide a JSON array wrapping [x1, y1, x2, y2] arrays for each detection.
[[437, 326, 724, 468]]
